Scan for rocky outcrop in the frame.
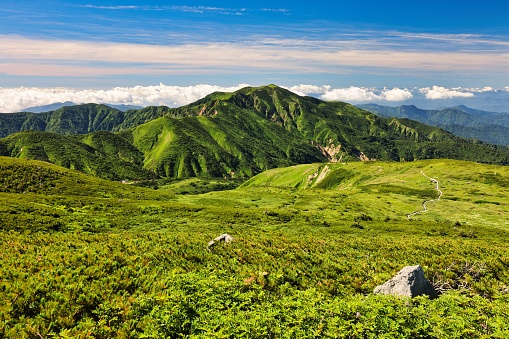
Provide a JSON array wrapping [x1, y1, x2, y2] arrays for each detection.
[[374, 265, 438, 299], [312, 140, 343, 162]]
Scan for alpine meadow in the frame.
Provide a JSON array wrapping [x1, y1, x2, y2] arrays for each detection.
[[1, 85, 509, 338]]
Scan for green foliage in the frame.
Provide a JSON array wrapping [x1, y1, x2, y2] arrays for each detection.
[[78, 130, 146, 165], [2, 225, 509, 337], [1, 157, 509, 336], [154, 177, 242, 195], [0, 162, 63, 194], [4, 89, 509, 337], [44, 104, 126, 134], [0, 112, 47, 138]]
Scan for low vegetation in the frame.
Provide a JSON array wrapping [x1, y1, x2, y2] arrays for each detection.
[[1, 156, 509, 337]]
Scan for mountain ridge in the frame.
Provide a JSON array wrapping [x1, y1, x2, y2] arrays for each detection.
[[17, 102, 142, 113], [359, 103, 509, 145], [2, 85, 509, 180]]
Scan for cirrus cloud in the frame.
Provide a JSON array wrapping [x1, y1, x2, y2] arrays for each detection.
[[1, 35, 509, 80]]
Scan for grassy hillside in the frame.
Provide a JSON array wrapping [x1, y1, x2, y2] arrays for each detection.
[[78, 130, 146, 165], [2, 157, 509, 337], [0, 156, 164, 198], [129, 103, 326, 178], [44, 104, 126, 134], [0, 156, 172, 233], [241, 159, 509, 229], [0, 111, 47, 138], [160, 85, 509, 164], [0, 104, 126, 138], [0, 131, 156, 180]]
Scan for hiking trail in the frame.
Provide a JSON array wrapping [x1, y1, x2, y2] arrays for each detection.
[[407, 171, 442, 218]]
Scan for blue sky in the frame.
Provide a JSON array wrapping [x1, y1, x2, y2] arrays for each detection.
[[1, 1, 509, 111]]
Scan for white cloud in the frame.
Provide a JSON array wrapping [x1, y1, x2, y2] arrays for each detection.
[[419, 86, 475, 99], [320, 87, 380, 102], [318, 86, 413, 102], [0, 84, 250, 113], [287, 84, 331, 96], [79, 5, 138, 10], [78, 5, 248, 15], [260, 8, 290, 13], [477, 86, 494, 92], [380, 88, 413, 101], [462, 86, 503, 93]]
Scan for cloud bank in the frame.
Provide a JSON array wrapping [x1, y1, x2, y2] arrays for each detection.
[[2, 83, 507, 113], [0, 84, 249, 113], [289, 85, 414, 102], [319, 87, 413, 102], [419, 86, 475, 100]]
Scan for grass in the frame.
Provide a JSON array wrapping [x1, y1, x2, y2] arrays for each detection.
[[2, 157, 509, 337], [241, 159, 509, 229]]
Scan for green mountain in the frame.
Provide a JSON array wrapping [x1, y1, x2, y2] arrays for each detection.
[[359, 103, 509, 145], [0, 104, 126, 137], [22, 101, 142, 113], [0, 131, 156, 180], [2, 85, 509, 181]]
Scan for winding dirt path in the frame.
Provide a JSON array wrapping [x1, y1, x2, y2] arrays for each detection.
[[407, 171, 442, 218]]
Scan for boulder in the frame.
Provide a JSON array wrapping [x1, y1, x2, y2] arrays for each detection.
[[374, 265, 438, 299], [207, 233, 234, 247]]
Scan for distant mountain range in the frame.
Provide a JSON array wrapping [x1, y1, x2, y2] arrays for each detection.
[[358, 104, 509, 146], [20, 102, 142, 113], [1, 85, 509, 181]]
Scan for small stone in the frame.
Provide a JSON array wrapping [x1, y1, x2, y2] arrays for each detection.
[[213, 233, 234, 243], [208, 233, 234, 247]]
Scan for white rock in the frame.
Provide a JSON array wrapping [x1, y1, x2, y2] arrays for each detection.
[[208, 233, 234, 247], [374, 265, 437, 298]]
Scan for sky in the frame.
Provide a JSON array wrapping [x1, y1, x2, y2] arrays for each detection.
[[1, 0, 509, 112]]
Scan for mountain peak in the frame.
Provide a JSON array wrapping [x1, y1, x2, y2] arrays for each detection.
[[237, 84, 295, 96], [189, 84, 293, 106]]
